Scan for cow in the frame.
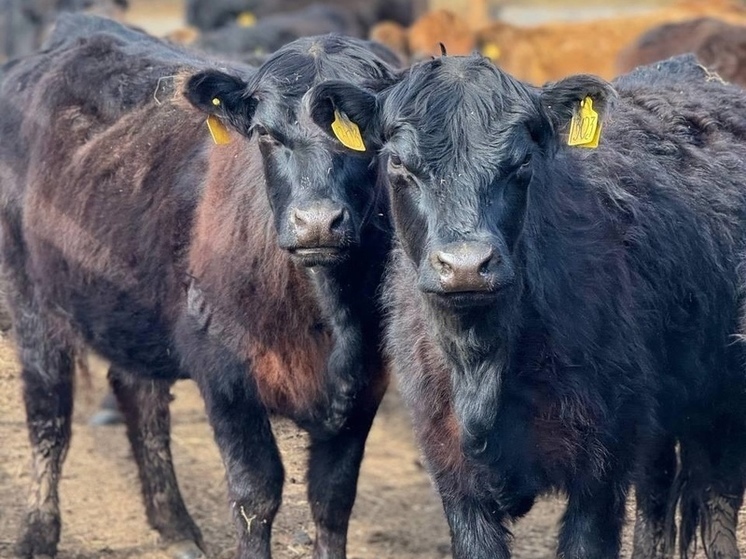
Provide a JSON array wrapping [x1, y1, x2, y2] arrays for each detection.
[[0, 0, 128, 60], [307, 53, 746, 558], [194, 4, 366, 59], [0, 14, 397, 559], [369, 0, 746, 82], [617, 17, 746, 88], [185, 0, 419, 34]]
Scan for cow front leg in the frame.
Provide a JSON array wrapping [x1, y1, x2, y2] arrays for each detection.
[[632, 435, 677, 559], [441, 493, 512, 559], [108, 367, 204, 559], [14, 309, 75, 559], [307, 386, 383, 559], [177, 296, 283, 558], [197, 365, 283, 559], [558, 477, 627, 559]]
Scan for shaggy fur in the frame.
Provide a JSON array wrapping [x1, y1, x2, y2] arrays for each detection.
[[0, 14, 395, 559], [310, 53, 746, 558]]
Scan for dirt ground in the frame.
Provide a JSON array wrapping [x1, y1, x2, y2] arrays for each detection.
[[0, 332, 745, 559]]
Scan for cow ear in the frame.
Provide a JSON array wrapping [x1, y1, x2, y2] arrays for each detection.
[[539, 74, 616, 147], [309, 80, 381, 155], [184, 69, 257, 134]]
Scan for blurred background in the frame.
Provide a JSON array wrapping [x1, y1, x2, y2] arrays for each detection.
[[4, 0, 746, 88]]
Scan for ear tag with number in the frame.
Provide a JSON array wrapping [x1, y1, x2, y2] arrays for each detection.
[[206, 114, 231, 145], [331, 109, 366, 152], [568, 96, 602, 149]]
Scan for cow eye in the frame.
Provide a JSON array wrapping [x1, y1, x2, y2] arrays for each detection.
[[520, 152, 532, 169], [254, 125, 270, 138], [389, 154, 403, 169]]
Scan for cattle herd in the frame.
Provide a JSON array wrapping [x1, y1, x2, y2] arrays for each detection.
[[6, 1, 746, 559]]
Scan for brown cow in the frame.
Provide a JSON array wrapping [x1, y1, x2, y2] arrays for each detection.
[[477, 0, 746, 84], [617, 17, 746, 87], [371, 0, 746, 83]]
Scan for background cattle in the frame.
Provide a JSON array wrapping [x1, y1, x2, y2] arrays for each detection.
[[617, 17, 746, 88], [309, 53, 746, 558], [185, 0, 421, 34], [0, 0, 129, 60], [193, 4, 366, 59], [369, 0, 746, 83], [0, 13, 397, 559]]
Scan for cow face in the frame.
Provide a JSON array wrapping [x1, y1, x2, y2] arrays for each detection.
[[185, 35, 397, 267], [311, 55, 614, 310]]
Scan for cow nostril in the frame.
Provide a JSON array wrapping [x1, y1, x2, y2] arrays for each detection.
[[434, 252, 453, 275], [292, 208, 307, 227], [478, 255, 494, 276], [329, 208, 345, 232]]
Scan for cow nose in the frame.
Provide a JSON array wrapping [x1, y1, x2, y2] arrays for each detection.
[[291, 203, 349, 248], [430, 242, 496, 292]]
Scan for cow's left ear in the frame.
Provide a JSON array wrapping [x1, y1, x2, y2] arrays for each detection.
[[539, 74, 616, 146], [184, 69, 257, 134], [308, 80, 382, 155]]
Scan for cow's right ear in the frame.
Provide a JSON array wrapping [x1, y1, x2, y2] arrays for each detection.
[[184, 70, 257, 134], [309, 81, 382, 155]]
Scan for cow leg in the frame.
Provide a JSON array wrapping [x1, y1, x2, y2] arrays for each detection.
[[632, 436, 677, 559], [557, 478, 627, 559], [438, 492, 512, 559], [679, 434, 744, 559], [306, 395, 382, 559], [194, 366, 283, 559], [177, 279, 285, 558], [13, 306, 75, 559], [108, 367, 204, 559]]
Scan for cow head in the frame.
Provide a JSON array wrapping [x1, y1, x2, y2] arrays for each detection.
[[310, 55, 615, 312], [184, 34, 398, 267]]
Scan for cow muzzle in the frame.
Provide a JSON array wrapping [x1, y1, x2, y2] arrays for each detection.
[[285, 201, 353, 266], [423, 241, 506, 306]]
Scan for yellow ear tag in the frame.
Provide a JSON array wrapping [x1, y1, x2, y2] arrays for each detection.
[[331, 109, 366, 152], [206, 114, 231, 145], [568, 96, 602, 149], [482, 43, 501, 60], [237, 11, 256, 27]]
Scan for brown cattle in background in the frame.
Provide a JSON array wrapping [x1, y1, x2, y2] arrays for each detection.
[[370, 9, 475, 61], [617, 17, 746, 87], [371, 0, 746, 84]]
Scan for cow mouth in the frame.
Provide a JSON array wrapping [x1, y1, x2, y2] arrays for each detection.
[[428, 290, 500, 308], [288, 246, 349, 267]]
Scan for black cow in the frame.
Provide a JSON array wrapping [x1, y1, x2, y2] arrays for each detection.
[[185, 0, 419, 34], [0, 14, 396, 559], [194, 4, 366, 59], [309, 53, 746, 558], [0, 0, 128, 60]]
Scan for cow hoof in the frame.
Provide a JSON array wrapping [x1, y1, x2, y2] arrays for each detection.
[[15, 514, 60, 559], [168, 540, 206, 559], [88, 408, 125, 426]]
